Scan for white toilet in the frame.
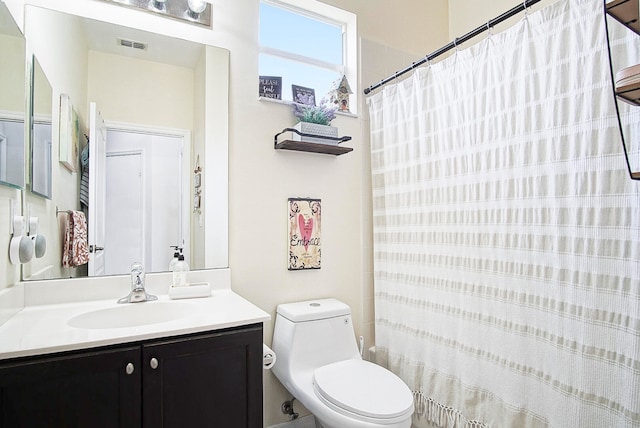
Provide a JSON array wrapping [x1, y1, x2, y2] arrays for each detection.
[[272, 298, 414, 428]]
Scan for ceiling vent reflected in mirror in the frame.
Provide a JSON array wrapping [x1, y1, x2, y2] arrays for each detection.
[[118, 38, 147, 50], [99, 0, 212, 27]]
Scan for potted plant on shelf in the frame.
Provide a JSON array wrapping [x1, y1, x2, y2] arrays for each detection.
[[291, 94, 339, 145]]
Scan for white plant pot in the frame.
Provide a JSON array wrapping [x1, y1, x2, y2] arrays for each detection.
[[293, 122, 339, 145]]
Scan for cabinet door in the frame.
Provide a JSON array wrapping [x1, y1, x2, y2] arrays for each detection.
[[0, 346, 141, 428], [143, 324, 263, 428]]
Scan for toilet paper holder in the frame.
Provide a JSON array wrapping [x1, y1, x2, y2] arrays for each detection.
[[263, 344, 276, 370]]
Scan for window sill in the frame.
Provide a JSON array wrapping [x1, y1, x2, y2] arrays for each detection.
[[258, 96, 358, 118]]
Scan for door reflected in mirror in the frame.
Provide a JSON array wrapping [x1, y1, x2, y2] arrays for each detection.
[[103, 127, 189, 276]]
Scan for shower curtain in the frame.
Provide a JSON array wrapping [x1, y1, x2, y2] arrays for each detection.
[[367, 0, 640, 427]]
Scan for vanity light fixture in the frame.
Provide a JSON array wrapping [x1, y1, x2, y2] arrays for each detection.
[[97, 0, 212, 27]]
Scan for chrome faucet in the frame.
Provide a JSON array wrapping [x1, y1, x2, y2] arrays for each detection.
[[118, 262, 158, 303]]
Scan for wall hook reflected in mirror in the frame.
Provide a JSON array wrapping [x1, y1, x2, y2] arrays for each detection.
[[193, 155, 202, 217]]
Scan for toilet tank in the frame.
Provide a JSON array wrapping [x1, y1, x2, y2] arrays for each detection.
[[272, 299, 361, 377]]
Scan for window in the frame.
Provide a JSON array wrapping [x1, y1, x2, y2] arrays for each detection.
[[259, 0, 356, 110]]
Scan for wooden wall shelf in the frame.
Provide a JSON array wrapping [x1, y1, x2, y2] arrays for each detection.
[[615, 81, 640, 106], [606, 0, 640, 180], [275, 140, 353, 155], [274, 128, 353, 156]]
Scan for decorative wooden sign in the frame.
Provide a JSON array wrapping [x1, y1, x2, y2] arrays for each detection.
[[291, 85, 316, 105], [259, 76, 282, 100], [288, 198, 321, 270]]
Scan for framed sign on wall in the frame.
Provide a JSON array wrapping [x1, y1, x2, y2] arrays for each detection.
[[58, 94, 79, 173], [288, 197, 321, 270]]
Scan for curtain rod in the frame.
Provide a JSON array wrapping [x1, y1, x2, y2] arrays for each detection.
[[363, 0, 542, 95]]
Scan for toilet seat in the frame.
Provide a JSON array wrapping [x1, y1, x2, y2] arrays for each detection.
[[313, 359, 414, 424]]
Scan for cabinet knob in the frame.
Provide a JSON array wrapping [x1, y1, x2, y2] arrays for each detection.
[[125, 363, 135, 375], [150, 357, 159, 370]]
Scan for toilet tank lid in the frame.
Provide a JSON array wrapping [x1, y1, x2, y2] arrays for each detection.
[[276, 298, 351, 322]]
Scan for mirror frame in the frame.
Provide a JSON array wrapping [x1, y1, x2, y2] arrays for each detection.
[[28, 55, 53, 200]]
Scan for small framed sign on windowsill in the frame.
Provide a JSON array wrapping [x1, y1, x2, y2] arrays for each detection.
[[259, 75, 282, 100], [291, 85, 315, 105]]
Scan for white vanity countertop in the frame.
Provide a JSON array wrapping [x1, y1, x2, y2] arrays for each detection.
[[0, 288, 270, 360]]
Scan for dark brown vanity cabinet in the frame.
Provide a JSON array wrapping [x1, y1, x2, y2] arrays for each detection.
[[0, 345, 141, 428], [0, 324, 263, 428], [142, 324, 263, 427]]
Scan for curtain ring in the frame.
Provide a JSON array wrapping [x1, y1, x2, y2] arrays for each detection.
[[453, 37, 459, 51], [486, 20, 493, 36]]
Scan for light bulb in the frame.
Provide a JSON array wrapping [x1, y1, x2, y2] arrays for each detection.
[[188, 0, 207, 14], [150, 0, 167, 12]]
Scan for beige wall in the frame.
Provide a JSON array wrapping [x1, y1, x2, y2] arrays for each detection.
[[327, 0, 449, 58], [202, 1, 449, 425], [21, 8, 88, 282], [0, 34, 25, 113], [448, 0, 556, 41], [87, 51, 195, 130], [0, 31, 24, 312]]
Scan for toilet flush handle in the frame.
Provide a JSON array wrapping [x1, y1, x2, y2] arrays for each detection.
[[359, 335, 364, 357]]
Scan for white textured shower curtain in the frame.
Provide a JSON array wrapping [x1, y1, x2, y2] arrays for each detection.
[[367, 0, 640, 427]]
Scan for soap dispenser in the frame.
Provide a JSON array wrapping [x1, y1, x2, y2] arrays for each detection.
[[172, 253, 189, 287], [169, 246, 180, 271]]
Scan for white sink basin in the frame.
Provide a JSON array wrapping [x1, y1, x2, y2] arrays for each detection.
[[68, 301, 192, 330]]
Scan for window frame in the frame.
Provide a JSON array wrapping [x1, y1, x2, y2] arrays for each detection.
[[258, 0, 357, 112]]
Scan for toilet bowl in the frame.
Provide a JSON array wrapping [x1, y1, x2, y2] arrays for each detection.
[[272, 298, 414, 428]]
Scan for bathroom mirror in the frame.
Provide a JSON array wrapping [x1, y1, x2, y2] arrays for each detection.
[[30, 57, 53, 199], [20, 5, 229, 281], [0, 2, 26, 190]]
